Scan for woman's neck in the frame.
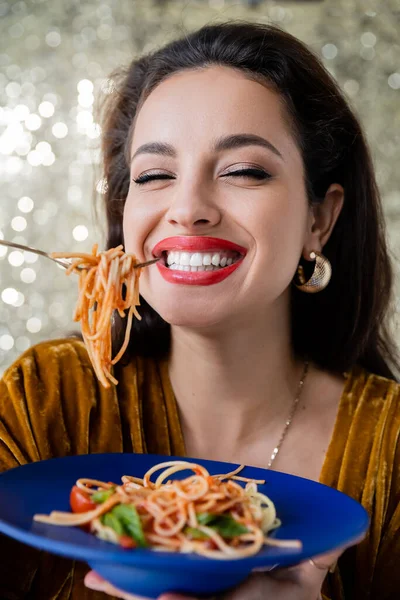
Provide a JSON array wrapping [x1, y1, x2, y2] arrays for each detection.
[[168, 306, 305, 461]]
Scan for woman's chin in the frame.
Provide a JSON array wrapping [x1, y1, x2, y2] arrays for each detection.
[[151, 303, 228, 331]]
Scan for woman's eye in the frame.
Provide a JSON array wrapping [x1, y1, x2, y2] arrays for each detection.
[[133, 173, 175, 185], [221, 168, 271, 181]]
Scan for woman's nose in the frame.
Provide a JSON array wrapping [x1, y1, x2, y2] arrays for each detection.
[[165, 184, 222, 230]]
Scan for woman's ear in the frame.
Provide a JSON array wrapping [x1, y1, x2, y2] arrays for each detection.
[[303, 183, 344, 259]]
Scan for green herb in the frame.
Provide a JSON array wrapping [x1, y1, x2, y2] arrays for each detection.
[[101, 511, 124, 535], [196, 512, 218, 526], [184, 526, 210, 540], [111, 504, 148, 547], [92, 488, 115, 504], [196, 513, 249, 538]]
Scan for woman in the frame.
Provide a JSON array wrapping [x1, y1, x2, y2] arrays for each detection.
[[0, 22, 399, 600]]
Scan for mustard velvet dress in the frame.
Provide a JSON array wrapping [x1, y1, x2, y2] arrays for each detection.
[[0, 338, 399, 600]]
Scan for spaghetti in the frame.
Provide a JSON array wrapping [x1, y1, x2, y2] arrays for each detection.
[[51, 244, 142, 388], [34, 460, 301, 559]]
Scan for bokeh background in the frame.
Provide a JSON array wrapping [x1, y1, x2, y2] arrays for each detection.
[[0, 0, 399, 375]]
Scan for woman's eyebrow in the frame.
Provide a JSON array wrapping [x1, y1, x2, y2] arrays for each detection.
[[130, 133, 283, 163], [214, 134, 283, 160]]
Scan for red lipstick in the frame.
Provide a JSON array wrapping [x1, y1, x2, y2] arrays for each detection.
[[152, 236, 246, 286]]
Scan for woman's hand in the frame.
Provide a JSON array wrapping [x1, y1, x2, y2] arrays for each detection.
[[84, 546, 343, 600]]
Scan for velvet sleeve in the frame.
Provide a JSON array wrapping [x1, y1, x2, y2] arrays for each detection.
[[0, 338, 122, 600]]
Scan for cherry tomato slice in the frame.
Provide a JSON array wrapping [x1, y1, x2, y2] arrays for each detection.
[[70, 485, 96, 513], [119, 535, 136, 549]]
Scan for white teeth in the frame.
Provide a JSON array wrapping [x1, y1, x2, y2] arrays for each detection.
[[165, 250, 240, 269], [180, 252, 191, 266], [189, 253, 203, 267], [211, 253, 220, 266]]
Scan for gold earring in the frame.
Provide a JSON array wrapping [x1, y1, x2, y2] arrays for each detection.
[[295, 251, 331, 293]]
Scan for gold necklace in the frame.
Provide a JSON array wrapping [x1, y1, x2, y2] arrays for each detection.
[[267, 361, 309, 468]]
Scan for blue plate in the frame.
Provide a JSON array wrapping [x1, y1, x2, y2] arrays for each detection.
[[0, 453, 368, 598]]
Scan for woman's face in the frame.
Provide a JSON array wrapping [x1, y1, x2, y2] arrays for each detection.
[[123, 66, 312, 329]]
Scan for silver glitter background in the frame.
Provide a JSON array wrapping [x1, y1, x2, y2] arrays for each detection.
[[1, 0, 399, 374]]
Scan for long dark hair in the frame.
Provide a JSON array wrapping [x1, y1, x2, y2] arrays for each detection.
[[98, 21, 399, 379]]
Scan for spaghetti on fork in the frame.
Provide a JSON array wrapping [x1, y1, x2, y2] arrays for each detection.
[[51, 244, 142, 388]]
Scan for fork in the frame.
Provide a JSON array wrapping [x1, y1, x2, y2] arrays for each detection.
[[0, 239, 159, 270]]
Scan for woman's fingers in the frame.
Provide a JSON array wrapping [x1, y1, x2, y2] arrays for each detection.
[[84, 570, 152, 600]]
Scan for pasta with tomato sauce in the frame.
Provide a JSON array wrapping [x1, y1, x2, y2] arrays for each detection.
[[34, 460, 301, 559]]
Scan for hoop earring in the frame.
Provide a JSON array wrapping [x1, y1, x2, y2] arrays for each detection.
[[295, 251, 331, 293]]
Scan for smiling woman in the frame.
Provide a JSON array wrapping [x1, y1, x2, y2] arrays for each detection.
[[0, 21, 400, 600]]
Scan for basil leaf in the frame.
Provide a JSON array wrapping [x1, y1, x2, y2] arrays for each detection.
[[209, 515, 249, 538], [196, 512, 218, 526], [112, 504, 147, 547], [101, 511, 124, 535], [92, 488, 115, 504], [196, 514, 249, 538], [184, 526, 210, 540]]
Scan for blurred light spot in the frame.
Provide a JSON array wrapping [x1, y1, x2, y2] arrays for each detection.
[[6, 82, 21, 98], [8, 250, 24, 266], [361, 32, 377, 47], [27, 150, 41, 166], [0, 334, 14, 350], [46, 31, 61, 47], [14, 104, 30, 120], [26, 317, 42, 333], [97, 24, 112, 40], [25, 113, 42, 131], [86, 122, 101, 139], [11, 216, 27, 231], [68, 185, 82, 204], [23, 251, 38, 263], [73, 225, 89, 241], [360, 47, 375, 60], [33, 209, 49, 225], [322, 44, 338, 60], [20, 267, 36, 283], [344, 79, 360, 95], [388, 73, 400, 90], [0, 245, 7, 258], [36, 141, 52, 155], [269, 6, 285, 21], [1, 287, 19, 305], [38, 101, 55, 117], [77, 79, 94, 94], [0, 122, 23, 154], [78, 93, 94, 108], [52, 122, 68, 138], [42, 92, 58, 105], [16, 335, 30, 351], [18, 196, 34, 212], [42, 152, 55, 166], [76, 110, 93, 128], [7, 156, 23, 174], [49, 302, 64, 318]]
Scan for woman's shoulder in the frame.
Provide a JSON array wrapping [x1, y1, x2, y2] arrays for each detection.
[[2, 336, 91, 383], [345, 364, 400, 408]]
